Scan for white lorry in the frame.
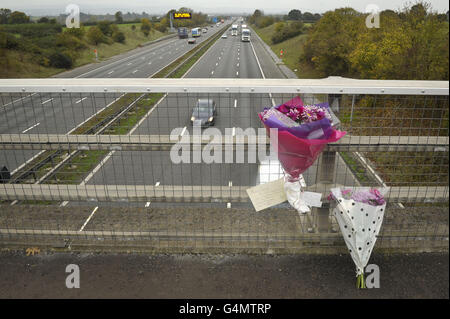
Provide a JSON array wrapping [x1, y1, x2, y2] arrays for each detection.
[[241, 28, 250, 42], [231, 24, 238, 36]]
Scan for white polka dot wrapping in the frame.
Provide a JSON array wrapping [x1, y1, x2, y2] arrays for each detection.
[[330, 187, 389, 287]]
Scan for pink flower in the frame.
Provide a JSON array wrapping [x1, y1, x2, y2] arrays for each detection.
[[277, 104, 290, 114]]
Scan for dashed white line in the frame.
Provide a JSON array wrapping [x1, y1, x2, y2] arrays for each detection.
[[237, 63, 239, 67], [41, 98, 53, 105], [60, 201, 69, 207], [232, 127, 236, 136], [236, 71, 239, 76], [211, 71, 214, 75], [79, 206, 98, 232], [228, 181, 233, 187], [155, 181, 160, 187], [107, 70, 114, 75], [216, 62, 218, 66], [22, 122, 40, 133], [148, 62, 152, 65], [145, 202, 151, 207], [234, 99, 237, 108], [132, 69, 139, 74], [181, 126, 187, 136], [227, 202, 231, 208], [75, 97, 88, 104]]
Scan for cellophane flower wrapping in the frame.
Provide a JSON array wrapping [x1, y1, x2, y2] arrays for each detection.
[[329, 187, 389, 288], [258, 96, 346, 214]]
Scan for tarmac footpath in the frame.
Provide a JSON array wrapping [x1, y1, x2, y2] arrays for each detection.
[[0, 251, 447, 298]]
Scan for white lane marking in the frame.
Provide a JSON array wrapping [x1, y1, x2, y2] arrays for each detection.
[[1, 93, 37, 108], [21, 122, 40, 133], [107, 70, 114, 75], [236, 71, 239, 76], [237, 63, 239, 67], [227, 202, 231, 208], [132, 69, 139, 74], [60, 201, 69, 207], [234, 99, 237, 108], [74, 38, 178, 78], [232, 127, 236, 136], [10, 200, 18, 206], [148, 62, 152, 65], [75, 97, 88, 104], [228, 181, 233, 187], [145, 202, 151, 207], [211, 71, 214, 75], [216, 62, 218, 66], [127, 62, 132, 66], [181, 126, 187, 136], [219, 57, 221, 60], [155, 181, 160, 187], [79, 206, 98, 231], [80, 93, 166, 185], [41, 98, 53, 105], [237, 57, 240, 60]]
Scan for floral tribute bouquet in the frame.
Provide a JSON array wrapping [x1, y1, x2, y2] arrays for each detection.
[[258, 96, 346, 213], [328, 187, 389, 288]]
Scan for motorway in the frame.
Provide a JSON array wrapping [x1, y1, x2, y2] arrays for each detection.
[[1, 20, 358, 208], [0, 22, 230, 174], [83, 29, 275, 191]]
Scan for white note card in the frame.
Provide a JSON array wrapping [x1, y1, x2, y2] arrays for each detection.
[[300, 191, 323, 208], [246, 178, 287, 212]]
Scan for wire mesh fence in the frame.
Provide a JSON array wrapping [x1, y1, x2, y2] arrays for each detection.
[[0, 78, 448, 252]]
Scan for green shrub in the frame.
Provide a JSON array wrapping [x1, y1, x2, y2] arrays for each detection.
[[64, 27, 85, 39], [271, 21, 304, 44], [56, 33, 86, 50], [112, 31, 125, 43], [48, 52, 73, 68], [0, 23, 62, 37], [86, 26, 106, 45], [97, 21, 113, 36]]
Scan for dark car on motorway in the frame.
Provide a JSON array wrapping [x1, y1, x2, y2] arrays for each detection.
[[190, 99, 217, 127]]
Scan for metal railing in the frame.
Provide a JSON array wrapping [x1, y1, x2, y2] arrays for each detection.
[[0, 77, 448, 252]]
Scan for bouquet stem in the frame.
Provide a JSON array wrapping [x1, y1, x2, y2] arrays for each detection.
[[356, 273, 366, 289]]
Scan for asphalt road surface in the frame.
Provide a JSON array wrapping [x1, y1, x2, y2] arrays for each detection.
[[0, 22, 231, 173]]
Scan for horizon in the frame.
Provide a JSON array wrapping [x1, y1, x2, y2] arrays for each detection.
[[1, 0, 448, 17]]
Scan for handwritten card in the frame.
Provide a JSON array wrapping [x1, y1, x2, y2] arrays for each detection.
[[246, 178, 287, 212]]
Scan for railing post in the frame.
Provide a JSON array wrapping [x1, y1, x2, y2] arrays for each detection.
[[311, 95, 340, 234]]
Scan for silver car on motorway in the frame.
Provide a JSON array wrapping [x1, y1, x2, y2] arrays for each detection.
[[190, 99, 217, 127]]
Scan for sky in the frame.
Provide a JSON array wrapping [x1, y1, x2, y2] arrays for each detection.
[[1, 0, 448, 16]]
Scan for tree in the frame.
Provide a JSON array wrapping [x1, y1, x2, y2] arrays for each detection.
[[0, 9, 11, 24], [112, 31, 125, 43], [287, 9, 302, 21], [8, 11, 29, 24], [37, 17, 49, 23], [97, 21, 113, 36], [141, 18, 151, 36], [302, 12, 315, 21], [86, 26, 105, 45], [115, 11, 123, 24]]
